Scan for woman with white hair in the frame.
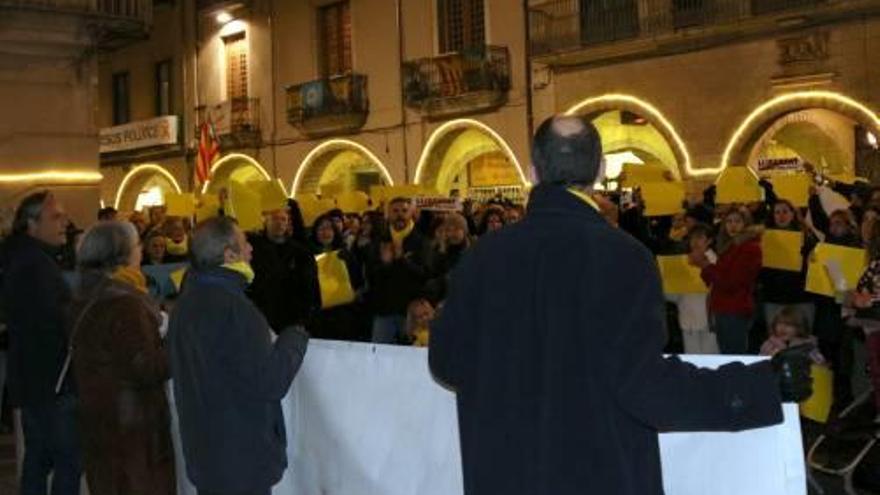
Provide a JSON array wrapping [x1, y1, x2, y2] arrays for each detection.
[[68, 221, 174, 495]]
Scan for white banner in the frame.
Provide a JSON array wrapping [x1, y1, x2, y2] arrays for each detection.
[[169, 342, 806, 495], [99, 116, 179, 154]]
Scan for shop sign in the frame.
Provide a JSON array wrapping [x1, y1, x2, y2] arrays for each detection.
[[99, 116, 179, 154]]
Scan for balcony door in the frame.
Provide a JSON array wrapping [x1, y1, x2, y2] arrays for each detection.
[[580, 0, 639, 45], [437, 0, 485, 54], [224, 32, 249, 101], [318, 1, 352, 77]]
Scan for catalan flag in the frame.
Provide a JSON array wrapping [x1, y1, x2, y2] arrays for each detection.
[[195, 118, 219, 188]]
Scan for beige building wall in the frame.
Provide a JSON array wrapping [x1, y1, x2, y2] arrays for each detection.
[[535, 15, 880, 177]]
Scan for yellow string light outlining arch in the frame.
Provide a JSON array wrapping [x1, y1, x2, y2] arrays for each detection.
[[563, 94, 711, 177], [292, 139, 394, 198], [114, 164, 182, 210], [201, 153, 273, 194], [414, 118, 529, 188], [721, 90, 880, 170]]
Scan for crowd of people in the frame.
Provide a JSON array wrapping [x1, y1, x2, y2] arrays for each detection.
[[0, 155, 876, 493]]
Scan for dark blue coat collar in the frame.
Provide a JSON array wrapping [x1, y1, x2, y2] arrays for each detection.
[[187, 266, 248, 294], [526, 184, 605, 223]]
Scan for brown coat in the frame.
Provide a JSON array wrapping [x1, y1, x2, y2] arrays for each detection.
[[70, 275, 175, 495]]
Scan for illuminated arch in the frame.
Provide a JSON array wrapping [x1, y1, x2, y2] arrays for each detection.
[[414, 119, 528, 192], [114, 163, 182, 210], [292, 139, 394, 197], [202, 153, 273, 194], [722, 91, 880, 170], [564, 94, 704, 177]]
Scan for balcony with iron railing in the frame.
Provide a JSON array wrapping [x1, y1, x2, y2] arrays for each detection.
[[196, 97, 261, 150], [528, 0, 873, 62], [286, 73, 369, 138], [0, 0, 153, 49], [403, 45, 511, 120]]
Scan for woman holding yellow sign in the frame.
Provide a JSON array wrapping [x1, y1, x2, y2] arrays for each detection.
[[760, 199, 814, 331]]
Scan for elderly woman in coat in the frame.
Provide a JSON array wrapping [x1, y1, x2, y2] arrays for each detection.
[[70, 221, 174, 495]]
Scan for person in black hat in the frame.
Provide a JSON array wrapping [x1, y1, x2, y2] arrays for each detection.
[[429, 115, 813, 495]]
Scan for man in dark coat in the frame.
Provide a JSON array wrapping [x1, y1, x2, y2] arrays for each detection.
[[247, 208, 320, 332], [367, 197, 430, 343], [1, 191, 82, 495], [168, 217, 309, 495], [429, 116, 812, 495]]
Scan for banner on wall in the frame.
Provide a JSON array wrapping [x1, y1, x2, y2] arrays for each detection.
[[169, 342, 805, 495]]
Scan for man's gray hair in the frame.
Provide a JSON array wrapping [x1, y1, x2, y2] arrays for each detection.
[[12, 190, 51, 235], [191, 216, 240, 270], [77, 221, 139, 273]]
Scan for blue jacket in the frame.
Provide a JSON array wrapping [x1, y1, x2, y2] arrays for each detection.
[[430, 184, 783, 495], [168, 267, 308, 492]]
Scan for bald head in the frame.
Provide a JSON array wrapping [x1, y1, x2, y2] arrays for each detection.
[[531, 116, 603, 186]]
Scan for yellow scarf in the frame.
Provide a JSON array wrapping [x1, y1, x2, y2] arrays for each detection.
[[223, 261, 255, 285], [165, 236, 188, 256], [111, 266, 148, 293], [669, 224, 689, 242], [567, 188, 600, 212], [412, 328, 430, 348], [391, 221, 415, 251]]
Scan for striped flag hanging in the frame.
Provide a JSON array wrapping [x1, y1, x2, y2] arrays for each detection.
[[195, 118, 219, 188]]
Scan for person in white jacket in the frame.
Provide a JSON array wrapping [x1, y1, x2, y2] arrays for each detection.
[[669, 223, 719, 354]]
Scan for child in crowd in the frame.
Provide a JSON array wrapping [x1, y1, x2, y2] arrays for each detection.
[[760, 305, 826, 365], [405, 298, 435, 347], [670, 223, 718, 354]]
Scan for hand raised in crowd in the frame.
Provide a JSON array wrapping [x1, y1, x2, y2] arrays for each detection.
[[851, 290, 874, 309], [771, 344, 814, 403]]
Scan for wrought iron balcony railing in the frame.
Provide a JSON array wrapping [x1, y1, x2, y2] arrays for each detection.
[[0, 0, 152, 48], [529, 0, 828, 56], [285, 73, 369, 138], [403, 45, 511, 119], [196, 97, 261, 149]]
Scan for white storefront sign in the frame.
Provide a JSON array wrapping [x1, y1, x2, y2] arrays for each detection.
[[99, 116, 179, 154]]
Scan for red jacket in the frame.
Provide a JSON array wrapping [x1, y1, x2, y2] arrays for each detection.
[[701, 237, 762, 316]]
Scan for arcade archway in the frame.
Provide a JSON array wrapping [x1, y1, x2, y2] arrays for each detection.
[[722, 91, 880, 180], [202, 153, 273, 195], [564, 94, 702, 182], [292, 140, 393, 197], [114, 164, 182, 212], [415, 119, 528, 200]]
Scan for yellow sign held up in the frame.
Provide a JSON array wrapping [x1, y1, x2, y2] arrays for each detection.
[[716, 167, 763, 204], [258, 179, 289, 213], [641, 182, 685, 217], [762, 230, 804, 272], [769, 174, 811, 207], [164, 193, 196, 218], [335, 191, 371, 214], [800, 364, 833, 423], [657, 255, 709, 294], [195, 194, 221, 223], [619, 163, 670, 188], [227, 180, 265, 232], [315, 250, 355, 309], [805, 243, 866, 297]]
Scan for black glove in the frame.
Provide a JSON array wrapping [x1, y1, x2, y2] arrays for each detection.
[[771, 344, 814, 403]]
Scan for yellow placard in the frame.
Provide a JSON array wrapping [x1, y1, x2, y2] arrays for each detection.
[[800, 364, 833, 423], [164, 193, 195, 217], [657, 255, 709, 295], [619, 163, 669, 188], [315, 250, 355, 309], [641, 182, 685, 217], [298, 196, 336, 227], [761, 230, 804, 272], [805, 243, 866, 296], [769, 174, 811, 207], [195, 194, 221, 223], [716, 167, 763, 204], [335, 191, 371, 214], [258, 179, 289, 213], [227, 180, 264, 232]]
